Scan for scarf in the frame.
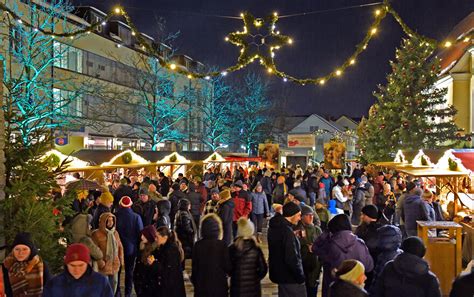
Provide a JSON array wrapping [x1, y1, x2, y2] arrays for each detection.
[[4, 254, 44, 297], [105, 227, 118, 262]]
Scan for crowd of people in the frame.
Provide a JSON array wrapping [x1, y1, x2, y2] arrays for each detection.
[[0, 163, 473, 297]]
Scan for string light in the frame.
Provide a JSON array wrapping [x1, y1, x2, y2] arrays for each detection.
[[221, 71, 228, 76], [187, 74, 193, 79], [371, 28, 377, 35], [101, 21, 106, 26], [463, 37, 470, 42], [205, 76, 211, 80], [114, 7, 122, 14], [16, 19, 22, 24], [375, 9, 381, 16], [336, 70, 342, 76], [225, 37, 229, 41], [267, 68, 273, 73], [131, 31, 136, 36], [444, 41, 452, 47], [283, 77, 288, 82], [350, 59, 356, 65], [288, 38, 293, 44], [319, 79, 325, 85], [169, 63, 177, 70]]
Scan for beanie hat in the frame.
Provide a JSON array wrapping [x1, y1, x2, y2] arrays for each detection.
[[99, 191, 114, 205], [361, 205, 379, 220], [12, 232, 38, 259], [219, 189, 231, 200], [288, 189, 305, 202], [401, 236, 426, 258], [65, 243, 90, 264], [406, 182, 417, 193], [338, 260, 365, 283], [301, 205, 314, 216], [210, 187, 220, 195], [141, 225, 157, 243], [233, 180, 243, 188], [119, 196, 133, 208], [200, 213, 223, 240], [139, 187, 149, 195], [283, 202, 301, 217], [422, 189, 434, 200], [328, 214, 352, 233], [237, 218, 255, 238]]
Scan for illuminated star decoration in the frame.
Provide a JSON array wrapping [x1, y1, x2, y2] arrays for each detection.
[[225, 12, 292, 74]]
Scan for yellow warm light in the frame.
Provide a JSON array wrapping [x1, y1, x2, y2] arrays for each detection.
[[350, 59, 356, 65], [254, 20, 262, 27], [240, 13, 244, 18], [335, 70, 342, 76], [132, 31, 136, 36], [273, 12, 278, 17], [371, 28, 377, 34], [267, 68, 273, 73], [169, 63, 177, 70], [288, 38, 293, 44], [444, 41, 452, 48], [319, 79, 325, 85], [225, 37, 229, 41], [114, 7, 122, 14], [69, 36, 74, 40], [375, 9, 381, 16], [463, 37, 470, 42], [187, 74, 193, 79]]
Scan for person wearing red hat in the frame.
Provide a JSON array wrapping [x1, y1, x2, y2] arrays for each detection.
[[43, 243, 113, 297]]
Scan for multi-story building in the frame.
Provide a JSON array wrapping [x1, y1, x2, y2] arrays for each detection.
[[3, 0, 210, 154]]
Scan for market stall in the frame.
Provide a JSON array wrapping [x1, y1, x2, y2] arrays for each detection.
[[156, 152, 191, 180]]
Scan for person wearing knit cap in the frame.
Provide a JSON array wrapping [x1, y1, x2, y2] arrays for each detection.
[[193, 213, 232, 297], [313, 214, 373, 297], [267, 202, 306, 296], [133, 225, 161, 297], [329, 260, 368, 297], [115, 196, 143, 297], [272, 175, 288, 205], [2, 232, 51, 297], [217, 189, 234, 246], [43, 243, 113, 297], [251, 182, 269, 242], [92, 191, 114, 229], [229, 218, 268, 297], [132, 186, 157, 227], [203, 188, 220, 216], [373, 237, 441, 297], [355, 204, 382, 291], [401, 180, 430, 237]]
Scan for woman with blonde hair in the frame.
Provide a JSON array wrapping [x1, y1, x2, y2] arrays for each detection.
[[329, 260, 368, 297]]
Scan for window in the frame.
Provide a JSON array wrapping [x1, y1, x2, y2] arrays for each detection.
[[53, 88, 83, 117], [53, 41, 83, 73]]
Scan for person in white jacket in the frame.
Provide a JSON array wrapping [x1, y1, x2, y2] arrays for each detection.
[[332, 180, 348, 213]]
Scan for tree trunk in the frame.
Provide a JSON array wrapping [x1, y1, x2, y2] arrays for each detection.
[[0, 59, 6, 260]]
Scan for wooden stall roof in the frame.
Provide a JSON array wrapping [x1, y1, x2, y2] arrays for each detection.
[[397, 168, 469, 177], [203, 152, 227, 163], [156, 152, 191, 166]]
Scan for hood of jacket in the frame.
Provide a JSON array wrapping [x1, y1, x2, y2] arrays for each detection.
[[200, 213, 223, 240], [156, 199, 171, 216], [233, 237, 258, 256], [377, 225, 402, 252], [269, 213, 292, 230], [404, 194, 421, 205], [98, 212, 116, 232], [330, 230, 358, 253], [392, 252, 429, 278]]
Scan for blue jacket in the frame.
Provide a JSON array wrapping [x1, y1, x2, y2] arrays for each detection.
[[251, 191, 269, 215], [115, 207, 144, 256], [319, 177, 334, 198], [402, 194, 429, 232], [43, 266, 113, 297]]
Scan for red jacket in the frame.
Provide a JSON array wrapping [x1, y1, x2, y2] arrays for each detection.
[[232, 190, 252, 221]]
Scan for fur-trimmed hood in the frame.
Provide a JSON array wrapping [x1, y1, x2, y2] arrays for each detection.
[[199, 213, 223, 240]]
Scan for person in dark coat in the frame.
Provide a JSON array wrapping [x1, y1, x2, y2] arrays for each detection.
[[355, 204, 382, 291], [401, 182, 429, 237], [113, 178, 134, 211], [132, 188, 157, 227], [187, 183, 202, 229], [115, 196, 143, 297], [450, 269, 474, 297], [328, 259, 369, 297], [92, 191, 114, 229], [313, 214, 374, 297], [371, 225, 402, 291], [352, 178, 368, 226], [43, 243, 113, 297], [155, 199, 172, 229], [158, 172, 170, 197], [373, 236, 441, 297], [229, 218, 268, 297], [155, 226, 186, 297], [174, 199, 197, 259], [192, 213, 232, 297], [267, 202, 307, 297], [217, 189, 235, 246], [169, 183, 187, 228], [133, 225, 160, 297]]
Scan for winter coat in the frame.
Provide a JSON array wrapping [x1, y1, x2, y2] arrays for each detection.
[[192, 214, 232, 297], [402, 194, 429, 233], [113, 185, 134, 209], [267, 213, 305, 284], [169, 190, 186, 227], [132, 199, 157, 227], [260, 176, 273, 196], [450, 271, 474, 297], [272, 183, 287, 205], [69, 213, 92, 243], [433, 202, 445, 221], [251, 192, 269, 215], [217, 195, 235, 246], [133, 242, 160, 297], [423, 202, 436, 222], [371, 225, 402, 290], [159, 177, 170, 196], [92, 204, 111, 230], [174, 210, 196, 259], [43, 266, 113, 297], [320, 176, 334, 197], [352, 187, 367, 225], [229, 238, 268, 297], [329, 279, 368, 297], [156, 241, 186, 297], [233, 190, 252, 221], [115, 207, 144, 257], [355, 221, 382, 261], [307, 176, 318, 193], [155, 199, 171, 229], [91, 213, 124, 275], [187, 191, 202, 217], [313, 230, 374, 297], [373, 252, 441, 297], [79, 236, 104, 272], [298, 222, 322, 288]]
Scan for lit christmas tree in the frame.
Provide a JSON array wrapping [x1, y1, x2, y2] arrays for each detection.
[[358, 36, 460, 162]]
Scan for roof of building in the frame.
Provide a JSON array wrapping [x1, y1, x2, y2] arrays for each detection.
[[437, 12, 474, 73]]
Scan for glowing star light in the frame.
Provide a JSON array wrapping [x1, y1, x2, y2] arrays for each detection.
[[225, 12, 292, 70]]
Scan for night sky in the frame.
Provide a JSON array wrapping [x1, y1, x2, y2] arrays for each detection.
[[72, 0, 474, 118]]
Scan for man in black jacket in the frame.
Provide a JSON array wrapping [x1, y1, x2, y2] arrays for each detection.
[[158, 172, 170, 197], [268, 202, 307, 297], [112, 178, 134, 211]]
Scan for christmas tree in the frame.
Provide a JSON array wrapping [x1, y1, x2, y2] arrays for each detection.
[[358, 36, 460, 163]]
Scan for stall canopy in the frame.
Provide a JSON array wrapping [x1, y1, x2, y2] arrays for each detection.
[[42, 149, 89, 170], [156, 152, 191, 165], [203, 152, 227, 164], [101, 150, 151, 168]]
